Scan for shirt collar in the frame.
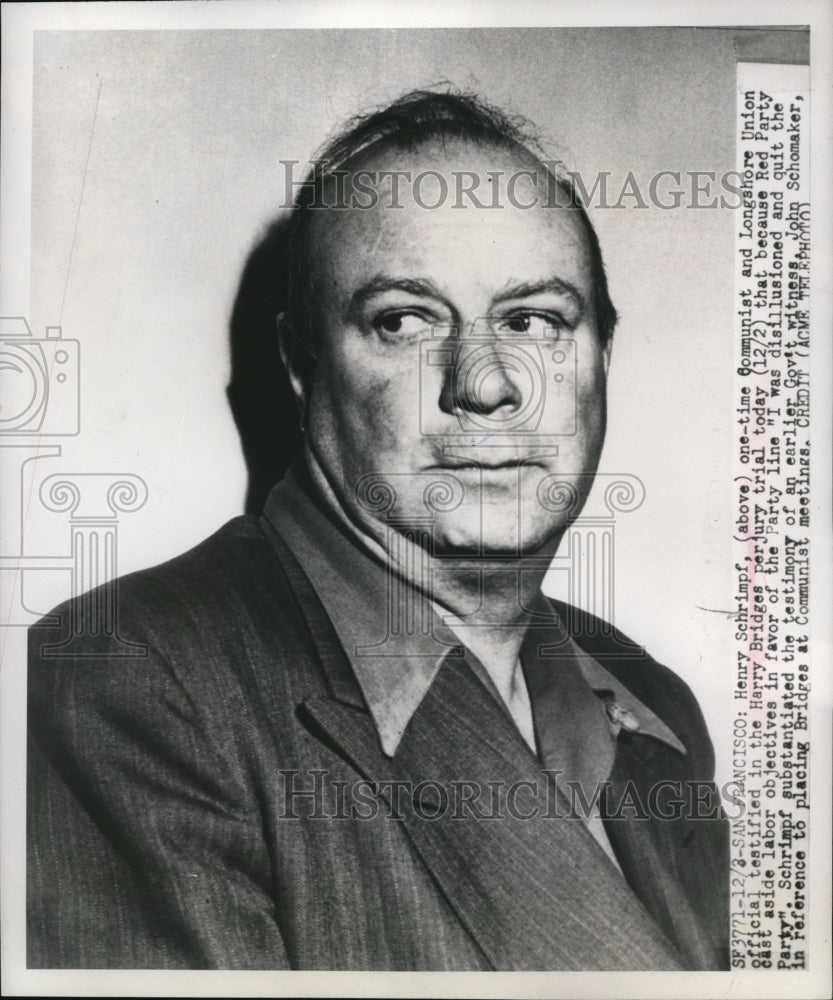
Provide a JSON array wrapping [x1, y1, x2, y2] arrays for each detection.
[[265, 464, 686, 759]]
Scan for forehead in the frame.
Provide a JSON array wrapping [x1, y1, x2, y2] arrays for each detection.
[[309, 139, 592, 301]]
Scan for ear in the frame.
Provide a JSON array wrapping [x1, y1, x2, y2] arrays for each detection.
[[602, 336, 613, 378], [276, 311, 308, 411], [602, 338, 612, 377]]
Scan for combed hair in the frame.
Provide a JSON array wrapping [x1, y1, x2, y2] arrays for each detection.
[[284, 86, 617, 351]]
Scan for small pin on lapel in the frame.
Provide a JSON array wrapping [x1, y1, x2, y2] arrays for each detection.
[[605, 700, 641, 733]]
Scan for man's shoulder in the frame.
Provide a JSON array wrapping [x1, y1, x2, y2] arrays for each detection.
[[549, 598, 714, 770], [111, 514, 277, 604], [549, 599, 681, 686], [27, 515, 307, 742], [29, 515, 297, 665]]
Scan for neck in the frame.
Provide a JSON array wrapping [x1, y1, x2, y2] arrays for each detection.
[[431, 552, 555, 677], [304, 447, 561, 681]]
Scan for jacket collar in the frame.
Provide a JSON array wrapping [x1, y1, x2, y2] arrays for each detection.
[[264, 464, 685, 759], [258, 501, 697, 970]]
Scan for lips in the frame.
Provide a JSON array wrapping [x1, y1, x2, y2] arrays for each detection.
[[427, 458, 542, 471]]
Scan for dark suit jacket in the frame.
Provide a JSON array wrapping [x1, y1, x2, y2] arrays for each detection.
[[27, 515, 729, 970]]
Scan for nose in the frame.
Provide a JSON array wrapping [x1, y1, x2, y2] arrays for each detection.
[[438, 337, 524, 417]]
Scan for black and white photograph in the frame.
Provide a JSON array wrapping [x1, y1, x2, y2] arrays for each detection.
[[1, 2, 830, 997]]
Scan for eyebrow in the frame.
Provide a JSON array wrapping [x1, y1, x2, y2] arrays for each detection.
[[347, 275, 449, 317], [347, 273, 585, 317], [491, 278, 585, 312]]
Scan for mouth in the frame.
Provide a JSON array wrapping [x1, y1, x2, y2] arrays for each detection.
[[426, 457, 543, 472]]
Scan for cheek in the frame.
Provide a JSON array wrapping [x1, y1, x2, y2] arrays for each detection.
[[573, 348, 608, 445], [311, 350, 406, 461]]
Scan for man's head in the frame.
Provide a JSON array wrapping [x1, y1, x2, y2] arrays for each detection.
[[278, 89, 617, 557]]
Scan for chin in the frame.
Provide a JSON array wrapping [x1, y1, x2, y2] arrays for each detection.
[[427, 510, 556, 558]]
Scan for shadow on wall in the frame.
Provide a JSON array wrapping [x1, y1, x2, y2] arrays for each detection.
[[227, 216, 303, 515]]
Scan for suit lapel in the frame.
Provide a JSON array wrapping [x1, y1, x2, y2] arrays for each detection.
[[603, 733, 723, 971], [265, 519, 684, 970], [302, 658, 684, 971], [547, 596, 728, 969]]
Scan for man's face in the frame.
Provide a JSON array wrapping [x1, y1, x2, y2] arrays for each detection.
[[293, 140, 610, 557]]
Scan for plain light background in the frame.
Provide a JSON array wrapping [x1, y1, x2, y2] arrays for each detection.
[[24, 26, 736, 777]]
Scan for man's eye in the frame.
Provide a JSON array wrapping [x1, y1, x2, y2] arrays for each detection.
[[497, 314, 563, 337], [374, 312, 431, 337]]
